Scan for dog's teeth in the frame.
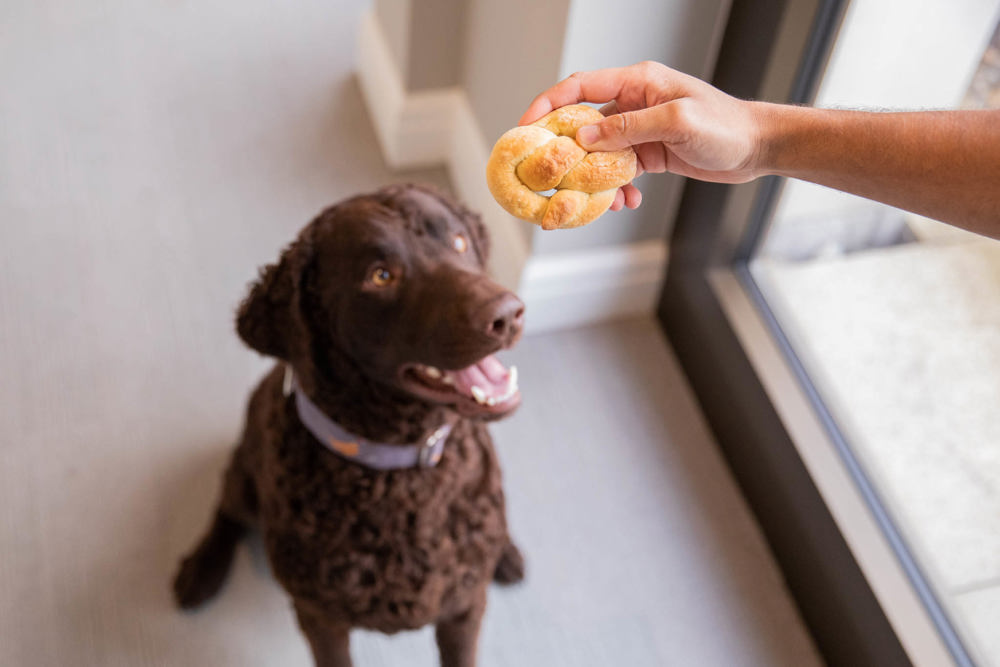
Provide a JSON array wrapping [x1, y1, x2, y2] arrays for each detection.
[[507, 366, 518, 392], [441, 375, 454, 386], [423, 366, 442, 379], [486, 397, 496, 406], [471, 385, 488, 405]]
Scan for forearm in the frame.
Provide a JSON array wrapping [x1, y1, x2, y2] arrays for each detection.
[[751, 103, 1000, 238]]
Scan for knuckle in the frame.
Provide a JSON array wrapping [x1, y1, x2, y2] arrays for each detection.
[[636, 60, 661, 75], [661, 101, 693, 142], [669, 98, 690, 123]]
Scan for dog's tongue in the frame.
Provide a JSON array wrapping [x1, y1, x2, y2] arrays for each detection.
[[449, 355, 510, 398]]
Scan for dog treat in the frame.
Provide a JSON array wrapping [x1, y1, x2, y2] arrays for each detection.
[[486, 104, 637, 230]]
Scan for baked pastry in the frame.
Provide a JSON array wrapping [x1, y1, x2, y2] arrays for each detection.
[[486, 104, 637, 230]]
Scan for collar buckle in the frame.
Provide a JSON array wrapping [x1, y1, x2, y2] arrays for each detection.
[[418, 423, 451, 468]]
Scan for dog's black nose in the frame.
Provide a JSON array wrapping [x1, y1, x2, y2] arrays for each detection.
[[483, 292, 525, 344]]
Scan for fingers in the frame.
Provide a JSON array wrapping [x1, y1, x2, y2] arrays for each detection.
[[576, 107, 669, 152], [520, 61, 687, 125], [633, 142, 667, 175], [610, 183, 643, 212], [599, 101, 619, 117], [611, 189, 625, 211], [519, 67, 634, 125], [622, 183, 642, 208]]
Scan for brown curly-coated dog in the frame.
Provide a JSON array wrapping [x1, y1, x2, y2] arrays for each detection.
[[173, 184, 526, 667]]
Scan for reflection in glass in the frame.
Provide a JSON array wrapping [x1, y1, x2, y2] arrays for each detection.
[[751, 3, 1000, 664]]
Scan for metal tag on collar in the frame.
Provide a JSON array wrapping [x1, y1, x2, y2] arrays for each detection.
[[418, 423, 451, 468], [283, 363, 294, 397]]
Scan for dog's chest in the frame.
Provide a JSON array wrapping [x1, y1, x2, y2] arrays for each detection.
[[258, 420, 508, 627]]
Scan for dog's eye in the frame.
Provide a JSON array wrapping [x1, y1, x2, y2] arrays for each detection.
[[368, 265, 396, 287], [452, 234, 468, 253]]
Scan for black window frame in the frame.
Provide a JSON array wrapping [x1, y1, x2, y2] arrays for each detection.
[[658, 1, 976, 665]]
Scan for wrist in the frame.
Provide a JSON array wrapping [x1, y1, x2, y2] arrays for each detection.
[[749, 102, 837, 180], [745, 101, 789, 177]]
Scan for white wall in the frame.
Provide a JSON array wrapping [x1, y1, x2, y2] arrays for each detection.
[[375, 0, 466, 91], [374, 0, 410, 82], [460, 0, 573, 250], [460, 0, 573, 145]]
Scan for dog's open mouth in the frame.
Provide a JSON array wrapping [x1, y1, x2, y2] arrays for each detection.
[[400, 355, 520, 416]]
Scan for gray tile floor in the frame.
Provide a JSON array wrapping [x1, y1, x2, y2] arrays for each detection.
[[0, 1, 819, 664]]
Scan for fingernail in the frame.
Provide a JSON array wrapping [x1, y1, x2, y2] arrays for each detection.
[[577, 125, 598, 146]]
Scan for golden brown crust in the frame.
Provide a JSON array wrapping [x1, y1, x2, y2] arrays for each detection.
[[485, 105, 637, 230]]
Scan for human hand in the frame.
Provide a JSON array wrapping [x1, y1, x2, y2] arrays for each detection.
[[519, 61, 765, 211]]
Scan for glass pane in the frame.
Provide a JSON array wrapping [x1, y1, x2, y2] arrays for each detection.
[[751, 1, 1000, 663]]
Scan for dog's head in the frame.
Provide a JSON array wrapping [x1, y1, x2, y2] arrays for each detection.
[[236, 183, 524, 420]]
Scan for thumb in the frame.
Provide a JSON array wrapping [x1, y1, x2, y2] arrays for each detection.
[[576, 108, 666, 151]]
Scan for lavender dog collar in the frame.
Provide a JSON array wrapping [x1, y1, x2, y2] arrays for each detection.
[[285, 366, 452, 470]]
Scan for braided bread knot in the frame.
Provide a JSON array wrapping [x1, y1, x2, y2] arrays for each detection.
[[486, 105, 637, 230]]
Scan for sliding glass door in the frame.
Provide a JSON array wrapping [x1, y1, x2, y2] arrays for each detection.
[[660, 1, 1000, 665]]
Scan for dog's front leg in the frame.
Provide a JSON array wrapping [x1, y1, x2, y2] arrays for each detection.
[[435, 588, 487, 667], [294, 602, 352, 667]]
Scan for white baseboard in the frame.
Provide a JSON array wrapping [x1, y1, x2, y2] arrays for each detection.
[[356, 9, 668, 333], [520, 241, 668, 334]]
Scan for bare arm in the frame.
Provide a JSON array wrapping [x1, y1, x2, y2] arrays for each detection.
[[753, 104, 1000, 238], [521, 62, 1000, 239]]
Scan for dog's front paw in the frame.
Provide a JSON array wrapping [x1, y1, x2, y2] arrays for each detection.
[[172, 515, 244, 609], [173, 551, 223, 610], [173, 539, 240, 610], [493, 541, 525, 585]]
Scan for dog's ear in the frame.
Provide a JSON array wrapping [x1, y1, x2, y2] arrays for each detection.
[[236, 238, 312, 360]]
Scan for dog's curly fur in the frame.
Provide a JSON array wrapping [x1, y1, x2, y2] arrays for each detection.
[[173, 184, 525, 667]]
